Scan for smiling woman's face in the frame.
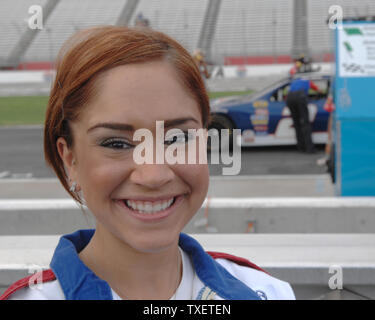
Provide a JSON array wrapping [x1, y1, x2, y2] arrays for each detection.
[[57, 60, 209, 253]]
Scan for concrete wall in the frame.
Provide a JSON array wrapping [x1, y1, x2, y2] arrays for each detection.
[[1, 234, 374, 299]]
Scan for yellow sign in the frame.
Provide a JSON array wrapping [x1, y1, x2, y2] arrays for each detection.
[[253, 100, 269, 108], [251, 119, 269, 125]]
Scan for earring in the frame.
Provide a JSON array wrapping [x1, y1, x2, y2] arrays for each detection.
[[69, 182, 77, 193]]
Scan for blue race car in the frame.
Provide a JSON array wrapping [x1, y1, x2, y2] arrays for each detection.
[[209, 72, 331, 147]]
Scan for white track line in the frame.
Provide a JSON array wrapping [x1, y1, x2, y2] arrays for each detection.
[[0, 175, 332, 183], [0, 125, 43, 130], [1, 197, 375, 210], [0, 172, 10, 179], [0, 178, 58, 182], [209, 174, 332, 180], [0, 199, 80, 210], [202, 197, 375, 208]]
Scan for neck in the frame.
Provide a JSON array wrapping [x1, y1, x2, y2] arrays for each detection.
[[78, 225, 182, 300]]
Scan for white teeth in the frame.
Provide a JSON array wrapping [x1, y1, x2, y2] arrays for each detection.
[[125, 197, 175, 214]]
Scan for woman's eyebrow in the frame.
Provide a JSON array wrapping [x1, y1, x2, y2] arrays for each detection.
[[87, 117, 200, 133], [164, 117, 200, 128], [87, 122, 134, 133]]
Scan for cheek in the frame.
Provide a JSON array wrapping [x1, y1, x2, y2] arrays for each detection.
[[178, 163, 209, 199], [76, 152, 133, 200]]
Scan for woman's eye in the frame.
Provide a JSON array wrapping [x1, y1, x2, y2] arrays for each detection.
[[100, 138, 133, 150], [164, 132, 194, 145]]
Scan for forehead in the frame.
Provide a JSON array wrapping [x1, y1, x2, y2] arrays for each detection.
[[82, 60, 202, 129]]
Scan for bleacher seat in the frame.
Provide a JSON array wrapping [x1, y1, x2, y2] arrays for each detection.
[[24, 0, 127, 62], [129, 0, 208, 53], [0, 0, 47, 65], [210, 0, 294, 62], [2, 1, 375, 71]]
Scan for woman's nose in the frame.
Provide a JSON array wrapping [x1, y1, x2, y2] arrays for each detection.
[[129, 163, 175, 189]]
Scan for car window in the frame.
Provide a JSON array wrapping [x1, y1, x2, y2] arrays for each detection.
[[270, 84, 290, 102]]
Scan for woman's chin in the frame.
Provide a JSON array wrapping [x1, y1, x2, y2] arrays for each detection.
[[116, 229, 180, 254]]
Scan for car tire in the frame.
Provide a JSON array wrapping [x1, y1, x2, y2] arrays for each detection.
[[207, 114, 234, 153]]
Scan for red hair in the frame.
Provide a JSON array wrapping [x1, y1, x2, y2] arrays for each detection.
[[44, 26, 210, 202]]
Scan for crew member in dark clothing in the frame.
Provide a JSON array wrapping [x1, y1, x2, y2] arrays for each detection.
[[286, 78, 321, 153]]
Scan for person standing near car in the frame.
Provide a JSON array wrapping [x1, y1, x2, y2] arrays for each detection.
[[286, 77, 321, 153], [193, 48, 210, 79], [289, 60, 302, 77]]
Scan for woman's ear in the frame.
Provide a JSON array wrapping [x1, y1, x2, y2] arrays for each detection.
[[56, 137, 77, 183]]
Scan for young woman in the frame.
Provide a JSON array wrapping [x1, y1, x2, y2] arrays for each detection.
[[1, 26, 295, 300]]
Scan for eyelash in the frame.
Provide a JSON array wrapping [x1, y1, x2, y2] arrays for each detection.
[[100, 132, 194, 150], [100, 138, 133, 150], [164, 131, 195, 145]]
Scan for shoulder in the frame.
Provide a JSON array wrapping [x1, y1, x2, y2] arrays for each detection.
[[207, 252, 295, 300], [0, 269, 65, 300]]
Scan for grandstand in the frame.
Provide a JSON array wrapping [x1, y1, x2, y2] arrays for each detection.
[[210, 0, 294, 64], [0, 0, 48, 68], [24, 0, 126, 63], [2, 0, 375, 69], [128, 0, 207, 53]]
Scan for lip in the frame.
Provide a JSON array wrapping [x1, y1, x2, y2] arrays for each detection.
[[124, 195, 179, 202], [114, 194, 185, 222]]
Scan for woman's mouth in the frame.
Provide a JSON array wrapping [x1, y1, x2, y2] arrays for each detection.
[[125, 197, 176, 214], [115, 195, 184, 221]]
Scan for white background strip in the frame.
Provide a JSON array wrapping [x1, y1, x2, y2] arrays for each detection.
[[1, 197, 375, 210]]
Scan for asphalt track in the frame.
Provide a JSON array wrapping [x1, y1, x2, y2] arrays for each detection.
[[0, 126, 328, 179]]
